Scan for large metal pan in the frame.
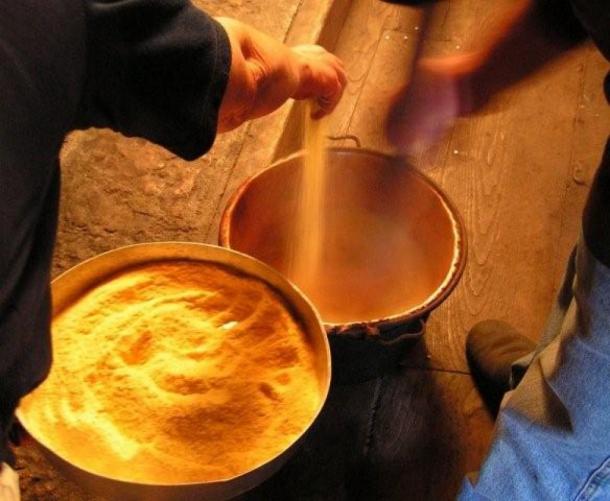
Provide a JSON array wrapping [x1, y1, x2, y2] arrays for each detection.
[[17, 242, 331, 501]]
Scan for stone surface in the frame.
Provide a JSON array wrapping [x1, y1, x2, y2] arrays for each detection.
[[16, 445, 102, 501]]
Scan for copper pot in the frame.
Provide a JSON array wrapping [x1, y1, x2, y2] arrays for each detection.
[[220, 148, 466, 381], [17, 243, 331, 501]]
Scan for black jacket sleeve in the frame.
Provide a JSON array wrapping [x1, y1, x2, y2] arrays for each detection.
[[74, 0, 231, 160], [568, 0, 610, 60]]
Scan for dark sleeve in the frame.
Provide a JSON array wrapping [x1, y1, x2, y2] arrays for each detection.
[[533, 0, 588, 45], [567, 0, 610, 60], [74, 0, 231, 160]]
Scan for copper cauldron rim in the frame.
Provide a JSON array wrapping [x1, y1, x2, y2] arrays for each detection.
[[219, 147, 468, 334], [17, 242, 331, 501]]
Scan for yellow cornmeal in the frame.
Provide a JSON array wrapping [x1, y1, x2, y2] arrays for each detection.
[[19, 261, 321, 484]]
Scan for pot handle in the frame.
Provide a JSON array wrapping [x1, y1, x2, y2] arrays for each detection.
[[327, 134, 362, 148]]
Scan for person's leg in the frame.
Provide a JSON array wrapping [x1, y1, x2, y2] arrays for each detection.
[[461, 241, 610, 500], [459, 140, 610, 500]]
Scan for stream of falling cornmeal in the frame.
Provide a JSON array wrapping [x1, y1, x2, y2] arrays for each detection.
[[288, 102, 328, 294], [284, 104, 441, 325]]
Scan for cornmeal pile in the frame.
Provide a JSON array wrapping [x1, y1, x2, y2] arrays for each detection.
[[19, 261, 321, 483]]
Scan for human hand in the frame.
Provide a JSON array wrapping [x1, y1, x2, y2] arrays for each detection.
[[290, 44, 348, 119], [385, 52, 484, 155], [216, 17, 346, 132]]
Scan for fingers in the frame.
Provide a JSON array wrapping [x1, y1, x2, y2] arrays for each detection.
[[291, 45, 347, 118], [315, 55, 347, 118]]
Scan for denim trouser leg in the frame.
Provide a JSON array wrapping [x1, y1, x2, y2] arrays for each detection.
[[459, 238, 610, 501]]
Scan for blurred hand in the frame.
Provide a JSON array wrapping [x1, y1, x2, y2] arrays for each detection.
[[216, 17, 347, 132], [385, 52, 484, 155], [386, 0, 576, 155]]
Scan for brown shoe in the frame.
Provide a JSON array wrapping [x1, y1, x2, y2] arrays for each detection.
[[466, 320, 536, 413]]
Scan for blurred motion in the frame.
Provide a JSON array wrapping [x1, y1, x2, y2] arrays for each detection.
[[385, 0, 589, 155]]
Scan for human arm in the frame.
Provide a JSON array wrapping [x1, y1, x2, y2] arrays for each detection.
[[75, 0, 346, 160], [386, 0, 587, 153]]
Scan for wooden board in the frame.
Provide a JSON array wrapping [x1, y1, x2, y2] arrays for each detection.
[[326, 0, 423, 143], [358, 370, 494, 501]]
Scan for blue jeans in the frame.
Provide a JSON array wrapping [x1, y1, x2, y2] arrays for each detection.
[[458, 238, 610, 500]]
